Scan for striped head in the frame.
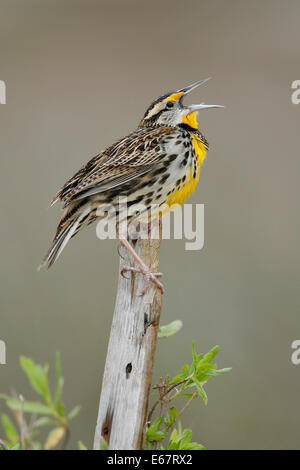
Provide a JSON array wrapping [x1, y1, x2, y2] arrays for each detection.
[[139, 79, 223, 130]]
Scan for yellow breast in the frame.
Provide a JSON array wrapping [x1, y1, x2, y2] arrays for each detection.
[[166, 133, 207, 208]]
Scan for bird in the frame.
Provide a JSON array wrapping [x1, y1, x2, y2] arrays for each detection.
[[40, 79, 223, 294]]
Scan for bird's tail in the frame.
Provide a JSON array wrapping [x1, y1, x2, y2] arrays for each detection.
[[39, 201, 94, 270]]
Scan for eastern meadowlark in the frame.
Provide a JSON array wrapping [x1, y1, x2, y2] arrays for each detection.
[[40, 79, 222, 294]]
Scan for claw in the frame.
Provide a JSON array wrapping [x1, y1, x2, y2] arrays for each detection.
[[117, 235, 165, 295], [120, 267, 130, 279], [120, 265, 164, 296], [121, 266, 141, 278], [140, 270, 165, 296]]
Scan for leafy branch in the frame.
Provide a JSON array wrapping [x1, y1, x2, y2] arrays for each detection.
[[0, 353, 80, 450], [0, 321, 231, 450], [145, 341, 231, 450]]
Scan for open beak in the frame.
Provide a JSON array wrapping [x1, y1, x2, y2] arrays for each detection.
[[188, 103, 224, 111], [178, 79, 224, 111], [178, 78, 211, 95]]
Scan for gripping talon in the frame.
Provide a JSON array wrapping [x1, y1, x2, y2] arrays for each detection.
[[117, 236, 165, 295], [120, 267, 130, 279], [119, 265, 164, 295]]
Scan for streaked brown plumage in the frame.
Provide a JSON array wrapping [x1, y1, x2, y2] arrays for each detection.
[[40, 80, 223, 293]]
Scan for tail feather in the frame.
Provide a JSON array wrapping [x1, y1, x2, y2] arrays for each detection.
[[39, 204, 91, 270]]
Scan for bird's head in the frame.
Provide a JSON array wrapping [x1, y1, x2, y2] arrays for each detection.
[[139, 79, 223, 130]]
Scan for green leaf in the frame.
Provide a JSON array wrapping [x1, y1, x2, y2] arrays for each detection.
[[168, 428, 179, 450], [169, 373, 182, 385], [202, 345, 219, 363], [178, 428, 204, 450], [146, 417, 168, 442], [205, 367, 232, 376], [67, 405, 81, 421], [180, 428, 193, 448], [54, 352, 64, 409], [195, 363, 211, 378], [147, 430, 168, 441], [168, 425, 204, 450], [4, 398, 53, 415], [44, 426, 65, 450], [56, 400, 65, 417], [193, 378, 208, 405], [191, 343, 204, 369], [78, 440, 88, 450], [164, 407, 178, 429], [19, 357, 51, 404], [169, 364, 189, 385], [184, 442, 205, 450], [196, 360, 213, 372], [158, 320, 183, 338], [147, 416, 162, 432], [33, 417, 55, 428], [100, 438, 108, 450], [1, 414, 19, 444], [180, 429, 193, 446]]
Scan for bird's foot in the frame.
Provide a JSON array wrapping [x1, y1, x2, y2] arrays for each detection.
[[121, 265, 164, 296]]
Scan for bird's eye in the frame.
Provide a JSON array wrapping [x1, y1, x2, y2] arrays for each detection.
[[166, 101, 174, 108]]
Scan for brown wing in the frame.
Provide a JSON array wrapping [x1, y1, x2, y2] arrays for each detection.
[[52, 126, 175, 207]]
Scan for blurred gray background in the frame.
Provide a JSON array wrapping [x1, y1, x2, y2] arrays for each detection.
[[1, 0, 300, 449]]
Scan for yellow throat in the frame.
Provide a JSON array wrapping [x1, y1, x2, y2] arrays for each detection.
[[166, 111, 208, 208]]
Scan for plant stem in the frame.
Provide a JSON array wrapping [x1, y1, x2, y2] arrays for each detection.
[[60, 426, 70, 450], [148, 379, 188, 423], [168, 392, 198, 433]]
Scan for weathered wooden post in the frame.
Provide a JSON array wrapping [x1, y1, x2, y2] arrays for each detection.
[[93, 220, 162, 450]]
